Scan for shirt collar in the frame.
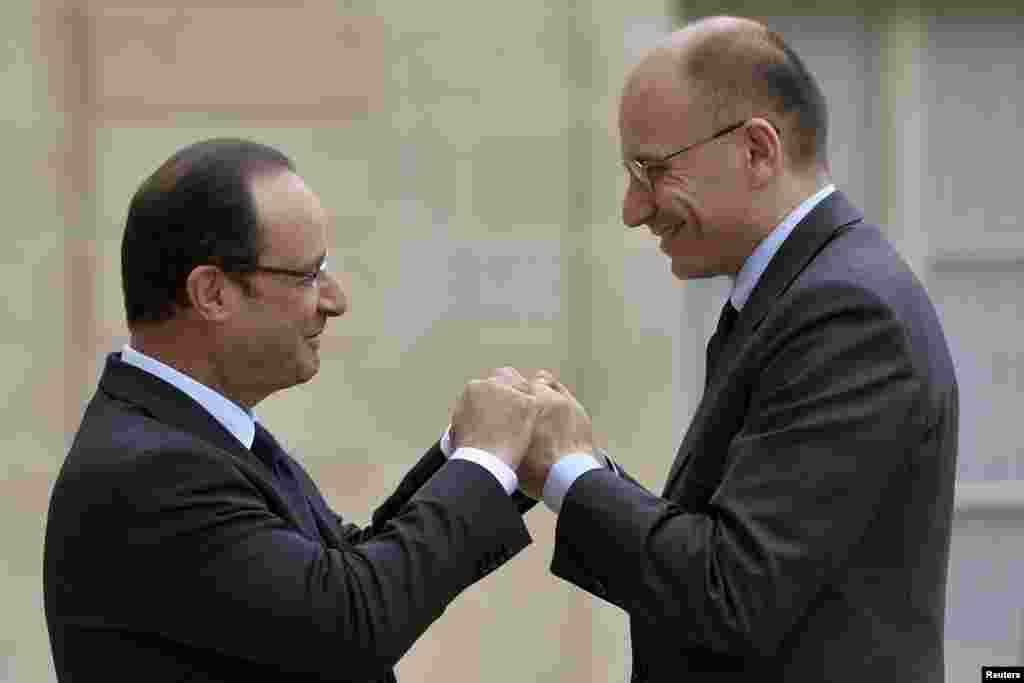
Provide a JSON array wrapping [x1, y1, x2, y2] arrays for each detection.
[[120, 344, 257, 449], [730, 184, 836, 311]]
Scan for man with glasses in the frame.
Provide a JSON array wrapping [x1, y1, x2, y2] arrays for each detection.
[[505, 15, 958, 681], [43, 138, 540, 682]]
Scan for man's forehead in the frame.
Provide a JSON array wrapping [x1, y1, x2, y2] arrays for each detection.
[[619, 69, 697, 152], [251, 169, 312, 202], [250, 170, 329, 258], [252, 171, 324, 217]]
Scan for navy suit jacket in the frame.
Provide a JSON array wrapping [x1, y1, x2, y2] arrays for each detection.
[[44, 354, 533, 682], [551, 192, 959, 681]]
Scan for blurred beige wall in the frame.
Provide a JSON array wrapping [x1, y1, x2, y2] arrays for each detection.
[[3, 1, 1023, 681], [4, 1, 676, 681], [2, 3, 72, 681]]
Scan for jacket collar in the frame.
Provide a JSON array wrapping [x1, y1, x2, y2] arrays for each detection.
[[733, 190, 863, 340], [98, 352, 256, 464]]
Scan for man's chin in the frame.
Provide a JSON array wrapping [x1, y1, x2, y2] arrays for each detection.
[[302, 361, 320, 382], [294, 356, 320, 385]]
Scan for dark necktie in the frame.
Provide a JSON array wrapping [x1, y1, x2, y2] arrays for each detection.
[[251, 422, 321, 539], [705, 300, 739, 388]]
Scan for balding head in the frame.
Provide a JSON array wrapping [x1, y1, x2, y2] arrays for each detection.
[[627, 16, 828, 172]]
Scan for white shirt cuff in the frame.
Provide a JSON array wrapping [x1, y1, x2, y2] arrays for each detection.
[[543, 453, 602, 513], [441, 425, 454, 458], [451, 447, 518, 495]]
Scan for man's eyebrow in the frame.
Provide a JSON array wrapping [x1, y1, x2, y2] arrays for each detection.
[[625, 149, 666, 163]]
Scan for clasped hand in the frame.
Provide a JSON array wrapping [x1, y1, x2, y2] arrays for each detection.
[[450, 367, 595, 500]]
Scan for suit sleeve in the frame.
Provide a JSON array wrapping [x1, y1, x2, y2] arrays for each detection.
[[102, 448, 531, 679], [550, 283, 927, 658], [328, 442, 537, 545]]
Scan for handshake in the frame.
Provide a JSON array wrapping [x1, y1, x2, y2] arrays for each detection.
[[449, 367, 595, 500]]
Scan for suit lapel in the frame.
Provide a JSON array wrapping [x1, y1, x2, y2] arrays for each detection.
[[662, 191, 864, 496], [98, 353, 335, 543], [738, 191, 863, 339], [99, 353, 255, 463]]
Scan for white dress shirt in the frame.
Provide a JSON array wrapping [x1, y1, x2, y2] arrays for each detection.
[[121, 344, 257, 448]]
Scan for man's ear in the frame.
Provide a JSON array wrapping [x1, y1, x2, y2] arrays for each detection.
[[184, 265, 239, 322], [744, 117, 783, 188]]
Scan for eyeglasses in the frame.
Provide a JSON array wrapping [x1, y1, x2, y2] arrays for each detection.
[[624, 120, 748, 195], [246, 256, 329, 289]]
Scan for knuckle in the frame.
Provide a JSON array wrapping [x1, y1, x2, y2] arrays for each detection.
[[492, 366, 517, 380]]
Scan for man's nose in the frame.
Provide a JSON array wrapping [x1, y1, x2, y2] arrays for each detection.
[[318, 271, 347, 317]]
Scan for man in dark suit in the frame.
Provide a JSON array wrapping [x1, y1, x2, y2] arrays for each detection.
[[43, 139, 540, 682], [512, 16, 959, 681]]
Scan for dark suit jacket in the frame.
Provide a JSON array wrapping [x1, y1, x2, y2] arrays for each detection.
[[44, 354, 533, 682], [551, 192, 959, 681]]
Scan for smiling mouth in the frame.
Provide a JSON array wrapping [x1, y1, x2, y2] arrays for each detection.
[[652, 220, 685, 237], [306, 331, 324, 349]]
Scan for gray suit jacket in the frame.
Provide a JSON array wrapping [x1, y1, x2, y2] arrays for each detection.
[[551, 192, 958, 681]]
